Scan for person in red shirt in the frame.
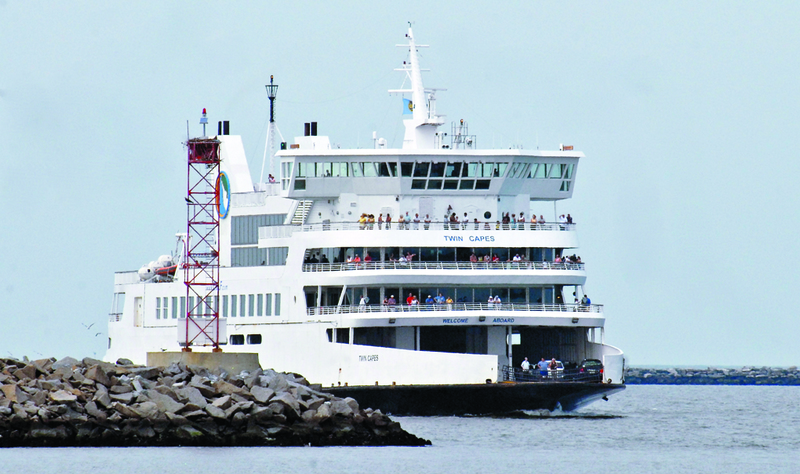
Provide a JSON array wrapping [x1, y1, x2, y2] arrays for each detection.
[[406, 293, 414, 306]]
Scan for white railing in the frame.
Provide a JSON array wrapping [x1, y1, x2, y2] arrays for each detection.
[[302, 261, 584, 272], [306, 302, 603, 316], [260, 220, 574, 238]]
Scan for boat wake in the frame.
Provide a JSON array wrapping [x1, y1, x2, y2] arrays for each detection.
[[476, 410, 623, 420]]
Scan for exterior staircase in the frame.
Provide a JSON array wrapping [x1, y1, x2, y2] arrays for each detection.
[[290, 200, 313, 225]]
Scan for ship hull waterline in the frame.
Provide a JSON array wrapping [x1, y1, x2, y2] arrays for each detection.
[[324, 382, 625, 416]]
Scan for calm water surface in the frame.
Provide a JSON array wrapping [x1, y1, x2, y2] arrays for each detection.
[[1, 385, 798, 473]]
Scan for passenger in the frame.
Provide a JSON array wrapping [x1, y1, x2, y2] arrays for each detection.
[[425, 295, 434, 309], [411, 295, 419, 309], [538, 215, 545, 228], [518, 212, 525, 230], [358, 214, 367, 230], [474, 218, 480, 230], [363, 254, 372, 263], [521, 357, 531, 375], [406, 293, 415, 306], [450, 213, 458, 230], [424, 214, 431, 230], [398, 213, 405, 230], [405, 212, 411, 230], [406, 251, 416, 263], [566, 213, 573, 225], [320, 254, 329, 264], [493, 295, 502, 309], [549, 358, 558, 378], [484, 220, 491, 230], [538, 358, 549, 378], [382, 297, 389, 311], [387, 294, 397, 311], [358, 295, 367, 312], [413, 213, 421, 230], [488, 295, 495, 310], [530, 215, 536, 230], [368, 214, 375, 230], [378, 213, 383, 230], [386, 214, 392, 230], [435, 293, 445, 305], [462, 212, 468, 230], [445, 295, 454, 310], [511, 214, 517, 230], [470, 253, 478, 263]]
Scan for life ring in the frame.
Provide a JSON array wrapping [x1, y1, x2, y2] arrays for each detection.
[[216, 171, 231, 219]]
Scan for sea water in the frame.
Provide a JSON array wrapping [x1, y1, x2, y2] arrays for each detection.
[[1, 385, 798, 473]]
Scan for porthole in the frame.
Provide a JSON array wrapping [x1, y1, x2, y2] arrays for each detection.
[[484, 211, 492, 219]]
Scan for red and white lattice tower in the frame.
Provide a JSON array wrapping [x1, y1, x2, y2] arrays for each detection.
[[182, 117, 222, 352]]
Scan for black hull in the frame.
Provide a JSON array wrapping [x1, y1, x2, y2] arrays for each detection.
[[324, 382, 625, 416]]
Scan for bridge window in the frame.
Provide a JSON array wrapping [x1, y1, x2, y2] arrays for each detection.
[[230, 335, 244, 345]]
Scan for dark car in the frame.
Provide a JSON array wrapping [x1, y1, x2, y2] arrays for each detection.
[[578, 359, 603, 382]]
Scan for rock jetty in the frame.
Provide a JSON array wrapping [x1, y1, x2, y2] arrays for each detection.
[[625, 366, 800, 385], [0, 356, 430, 447]]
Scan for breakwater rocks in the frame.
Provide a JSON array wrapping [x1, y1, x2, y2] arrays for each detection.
[[0, 356, 431, 447], [625, 366, 800, 385]]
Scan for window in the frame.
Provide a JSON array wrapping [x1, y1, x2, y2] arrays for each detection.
[[362, 162, 377, 177], [459, 180, 474, 190], [248, 294, 255, 317], [155, 297, 161, 319], [427, 180, 442, 190], [351, 162, 363, 177], [413, 162, 429, 177], [180, 297, 186, 319], [265, 294, 272, 316], [446, 162, 462, 177], [411, 180, 426, 189], [230, 335, 244, 345], [560, 181, 571, 192], [275, 294, 281, 316], [464, 163, 478, 177], [239, 295, 246, 317], [222, 295, 228, 317], [294, 179, 306, 190], [247, 334, 262, 344], [443, 180, 458, 189], [172, 297, 178, 319], [401, 162, 413, 177], [257, 294, 263, 316], [430, 162, 445, 177], [230, 295, 237, 317], [387, 162, 397, 177], [475, 180, 491, 190]]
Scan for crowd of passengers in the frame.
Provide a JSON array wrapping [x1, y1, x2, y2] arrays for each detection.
[[355, 292, 593, 311], [304, 251, 582, 265], [357, 207, 574, 231]]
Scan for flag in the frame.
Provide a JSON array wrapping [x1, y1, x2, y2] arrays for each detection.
[[403, 98, 414, 115]]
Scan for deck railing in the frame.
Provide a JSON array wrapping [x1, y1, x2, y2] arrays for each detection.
[[261, 221, 575, 238], [499, 365, 604, 383], [303, 261, 584, 272], [306, 302, 602, 316]]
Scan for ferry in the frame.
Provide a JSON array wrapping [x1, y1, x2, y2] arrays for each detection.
[[104, 27, 625, 414]]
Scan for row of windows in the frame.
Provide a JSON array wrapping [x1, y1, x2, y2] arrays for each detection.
[[231, 247, 288, 267], [153, 293, 281, 319], [293, 161, 574, 180], [221, 293, 281, 318], [230, 334, 262, 345]]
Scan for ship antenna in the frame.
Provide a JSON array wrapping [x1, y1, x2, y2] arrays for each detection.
[[260, 75, 285, 184]]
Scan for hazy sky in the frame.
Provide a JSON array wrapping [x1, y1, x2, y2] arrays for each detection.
[[2, 1, 798, 366]]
